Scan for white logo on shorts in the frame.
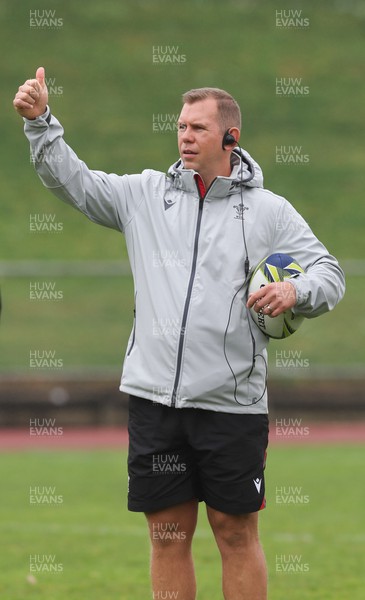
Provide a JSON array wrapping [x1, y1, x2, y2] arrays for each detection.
[[253, 478, 262, 493]]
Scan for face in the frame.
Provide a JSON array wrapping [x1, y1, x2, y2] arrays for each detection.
[[178, 98, 228, 180]]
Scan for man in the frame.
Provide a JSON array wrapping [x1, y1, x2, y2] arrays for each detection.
[[14, 68, 345, 600]]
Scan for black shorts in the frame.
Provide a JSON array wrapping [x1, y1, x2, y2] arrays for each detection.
[[127, 395, 269, 515]]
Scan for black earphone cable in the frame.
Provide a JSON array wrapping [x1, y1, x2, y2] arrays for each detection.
[[222, 134, 268, 406]]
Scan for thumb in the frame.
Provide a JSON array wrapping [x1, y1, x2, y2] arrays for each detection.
[[36, 66, 46, 88]]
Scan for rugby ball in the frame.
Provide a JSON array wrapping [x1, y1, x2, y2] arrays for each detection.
[[248, 253, 304, 339]]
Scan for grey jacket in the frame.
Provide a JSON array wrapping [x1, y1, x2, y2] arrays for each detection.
[[24, 108, 345, 413]]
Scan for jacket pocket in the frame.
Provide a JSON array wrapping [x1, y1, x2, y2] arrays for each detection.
[[127, 292, 137, 356]]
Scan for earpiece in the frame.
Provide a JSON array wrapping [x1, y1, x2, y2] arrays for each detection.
[[222, 129, 237, 149]]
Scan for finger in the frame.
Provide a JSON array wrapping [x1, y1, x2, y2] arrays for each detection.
[[253, 292, 276, 313], [247, 296, 266, 312], [246, 293, 256, 309], [13, 98, 34, 110], [25, 85, 40, 100], [253, 301, 264, 314], [262, 304, 282, 319], [18, 86, 40, 103], [18, 86, 39, 99], [36, 66, 46, 87], [246, 294, 254, 309], [15, 91, 37, 105], [251, 300, 269, 314], [246, 289, 268, 308], [23, 79, 42, 95], [269, 305, 287, 318], [24, 78, 38, 88], [14, 91, 36, 106]]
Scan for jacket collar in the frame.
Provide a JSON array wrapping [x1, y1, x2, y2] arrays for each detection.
[[167, 147, 264, 199]]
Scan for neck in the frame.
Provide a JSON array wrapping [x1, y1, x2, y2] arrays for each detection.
[[198, 162, 232, 190]]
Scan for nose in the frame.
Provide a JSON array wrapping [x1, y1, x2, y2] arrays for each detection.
[[180, 126, 194, 143]]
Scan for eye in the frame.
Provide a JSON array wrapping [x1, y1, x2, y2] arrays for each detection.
[[178, 123, 186, 131]]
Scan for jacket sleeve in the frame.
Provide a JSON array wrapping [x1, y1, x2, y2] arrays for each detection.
[[23, 107, 143, 232], [272, 199, 345, 317]]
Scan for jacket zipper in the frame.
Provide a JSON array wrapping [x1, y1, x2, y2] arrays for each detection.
[[171, 186, 205, 407]]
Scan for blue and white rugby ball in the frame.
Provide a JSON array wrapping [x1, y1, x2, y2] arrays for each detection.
[[248, 253, 304, 339]]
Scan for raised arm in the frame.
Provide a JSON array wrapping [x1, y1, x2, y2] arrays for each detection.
[[13, 67, 144, 232]]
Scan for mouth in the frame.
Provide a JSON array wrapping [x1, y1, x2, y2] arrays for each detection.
[[182, 149, 197, 158]]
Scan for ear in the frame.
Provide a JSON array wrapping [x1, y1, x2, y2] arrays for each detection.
[[222, 127, 240, 150], [227, 127, 240, 144]]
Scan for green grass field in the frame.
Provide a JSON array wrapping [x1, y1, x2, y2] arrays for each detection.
[[1, 445, 364, 599]]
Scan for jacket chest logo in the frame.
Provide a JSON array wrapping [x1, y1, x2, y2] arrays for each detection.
[[233, 204, 249, 220], [164, 198, 176, 211]]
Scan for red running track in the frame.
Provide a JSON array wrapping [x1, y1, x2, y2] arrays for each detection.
[[0, 423, 364, 450]]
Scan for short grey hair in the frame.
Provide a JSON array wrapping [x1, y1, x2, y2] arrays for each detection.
[[182, 87, 241, 132]]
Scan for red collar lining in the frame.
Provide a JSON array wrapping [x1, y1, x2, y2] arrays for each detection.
[[194, 174, 206, 199]]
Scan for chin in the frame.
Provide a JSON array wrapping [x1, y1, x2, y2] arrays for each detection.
[[183, 158, 198, 170]]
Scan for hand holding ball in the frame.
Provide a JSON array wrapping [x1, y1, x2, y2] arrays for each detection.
[[247, 253, 304, 339]]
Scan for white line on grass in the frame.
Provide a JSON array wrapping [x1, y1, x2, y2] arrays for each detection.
[[1, 522, 364, 543], [0, 521, 212, 539]]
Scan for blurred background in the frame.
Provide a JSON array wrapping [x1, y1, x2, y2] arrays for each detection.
[[1, 0, 364, 425]]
